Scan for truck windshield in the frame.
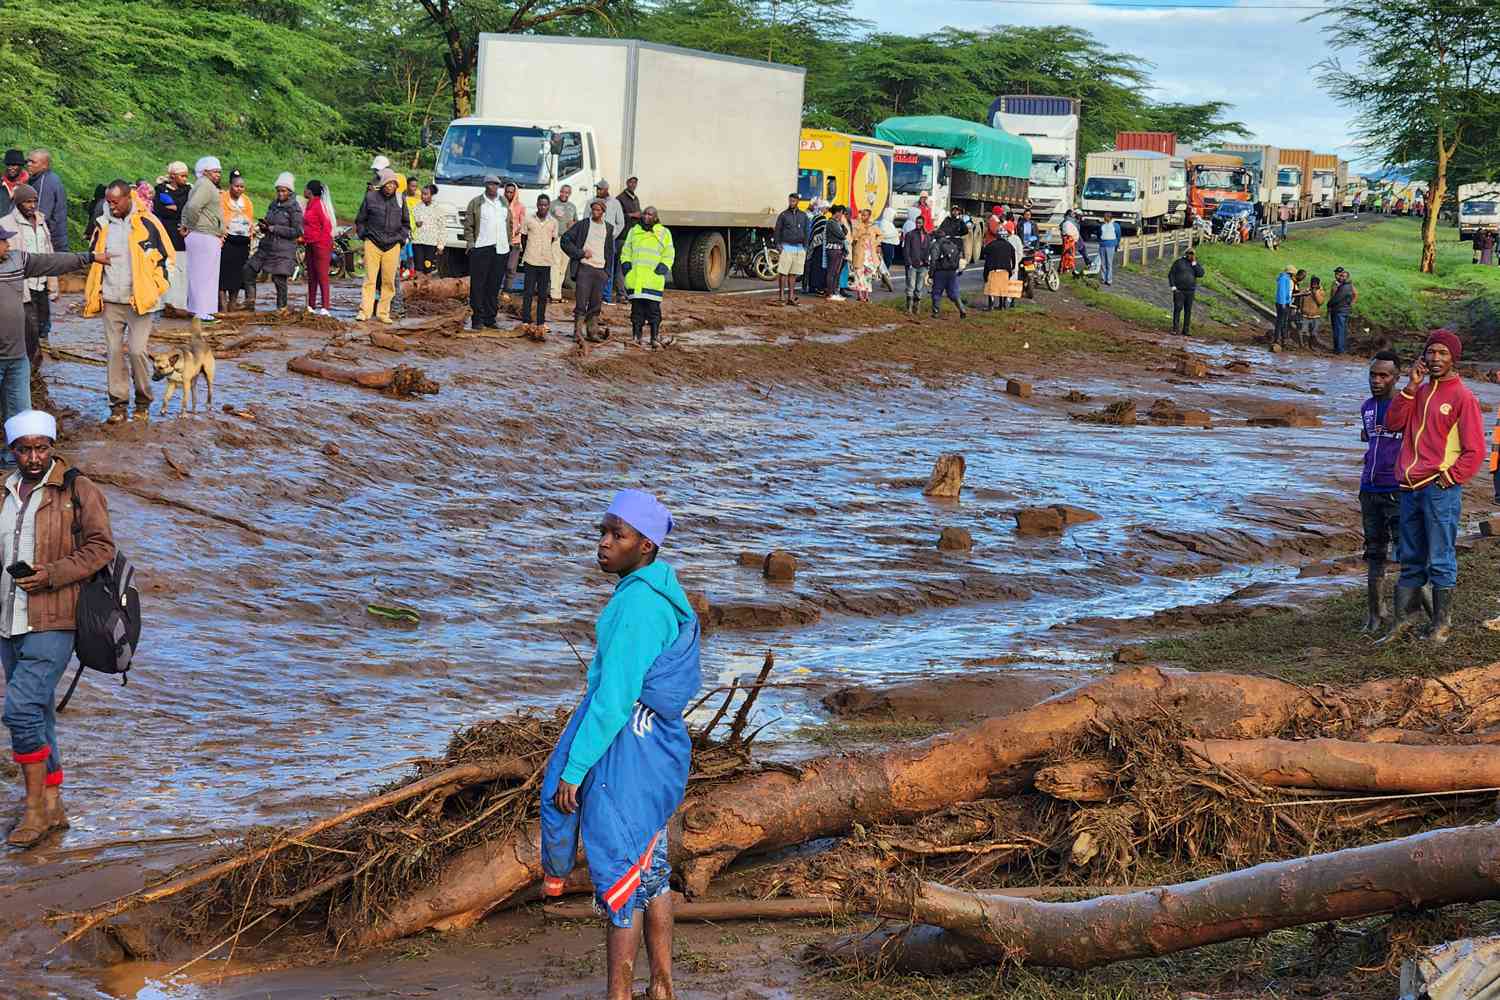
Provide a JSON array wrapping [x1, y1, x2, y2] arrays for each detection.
[[1277, 168, 1301, 186], [892, 156, 934, 195], [1195, 168, 1248, 191], [1169, 167, 1186, 193], [1082, 177, 1137, 201], [1029, 156, 1068, 187], [798, 168, 823, 202], [436, 124, 550, 187], [1462, 201, 1498, 216]]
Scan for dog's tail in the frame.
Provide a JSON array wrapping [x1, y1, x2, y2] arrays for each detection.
[[189, 315, 208, 358]]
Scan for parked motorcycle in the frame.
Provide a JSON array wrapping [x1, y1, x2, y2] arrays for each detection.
[[731, 232, 780, 281], [1020, 242, 1061, 295], [332, 226, 365, 281]]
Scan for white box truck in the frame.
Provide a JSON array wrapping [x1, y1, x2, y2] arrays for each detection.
[[889, 145, 950, 225], [990, 95, 1079, 228], [1458, 182, 1500, 242], [1079, 150, 1171, 232], [431, 36, 805, 291]]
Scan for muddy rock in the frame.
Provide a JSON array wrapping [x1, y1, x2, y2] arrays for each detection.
[[1014, 505, 1100, 536], [1006, 379, 1034, 399], [1175, 356, 1209, 378], [763, 551, 798, 581], [1246, 402, 1320, 429], [1147, 398, 1212, 428], [736, 552, 763, 568], [923, 453, 966, 498], [321, 442, 340, 457], [1225, 359, 1253, 374], [1072, 400, 1136, 426], [1064, 389, 1092, 403], [937, 527, 974, 551]]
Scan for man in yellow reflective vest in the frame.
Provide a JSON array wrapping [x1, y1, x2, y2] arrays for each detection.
[[618, 205, 674, 350]]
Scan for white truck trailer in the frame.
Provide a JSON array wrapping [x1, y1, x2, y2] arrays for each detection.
[[430, 36, 805, 291], [1458, 182, 1500, 242], [990, 95, 1079, 229], [1079, 150, 1171, 232]]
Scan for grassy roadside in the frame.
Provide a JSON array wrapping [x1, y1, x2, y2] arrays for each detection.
[[1193, 218, 1500, 340]]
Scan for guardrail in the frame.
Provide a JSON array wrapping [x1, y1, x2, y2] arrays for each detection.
[[1118, 227, 1200, 267]]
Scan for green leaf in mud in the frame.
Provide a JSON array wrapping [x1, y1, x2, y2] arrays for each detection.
[[367, 604, 421, 625]]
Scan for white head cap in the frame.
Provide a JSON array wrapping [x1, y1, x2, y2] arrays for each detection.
[[5, 409, 56, 445], [275, 171, 295, 191], [370, 155, 391, 171]]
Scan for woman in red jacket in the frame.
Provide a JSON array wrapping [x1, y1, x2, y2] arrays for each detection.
[[302, 180, 335, 315]]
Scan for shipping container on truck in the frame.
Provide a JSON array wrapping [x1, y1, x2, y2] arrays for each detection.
[[1080, 151, 1171, 232], [1335, 160, 1350, 211], [798, 129, 896, 220], [1214, 143, 1280, 215], [1277, 148, 1314, 221], [430, 36, 805, 291], [989, 95, 1080, 227], [1310, 153, 1341, 216], [875, 116, 1031, 259], [1117, 132, 1183, 225], [1185, 152, 1252, 219], [1457, 182, 1500, 242]]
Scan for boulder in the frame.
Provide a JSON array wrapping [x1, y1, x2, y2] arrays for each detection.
[[923, 453, 966, 498], [1006, 379, 1034, 399], [938, 527, 974, 551], [1014, 505, 1101, 536], [763, 551, 798, 581]]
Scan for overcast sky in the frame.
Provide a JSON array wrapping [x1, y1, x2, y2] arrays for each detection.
[[852, 0, 1372, 168]]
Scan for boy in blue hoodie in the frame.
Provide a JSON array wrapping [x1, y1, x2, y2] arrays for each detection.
[[544, 488, 698, 1000]]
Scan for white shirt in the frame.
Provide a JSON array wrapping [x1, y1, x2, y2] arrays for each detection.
[[475, 194, 504, 249], [101, 214, 135, 305], [598, 196, 625, 232], [1061, 218, 1081, 240], [581, 220, 607, 269]]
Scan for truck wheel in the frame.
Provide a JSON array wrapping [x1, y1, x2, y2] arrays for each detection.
[[671, 245, 693, 289], [687, 231, 728, 291]]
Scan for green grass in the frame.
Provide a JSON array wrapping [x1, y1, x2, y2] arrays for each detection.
[[1068, 280, 1173, 330], [1192, 218, 1500, 338]]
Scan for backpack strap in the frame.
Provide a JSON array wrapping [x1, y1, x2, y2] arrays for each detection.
[[62, 468, 82, 548], [55, 661, 86, 713]]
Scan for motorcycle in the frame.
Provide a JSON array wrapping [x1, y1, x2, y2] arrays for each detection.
[[731, 231, 780, 281], [332, 226, 365, 280], [1020, 242, 1061, 295], [1257, 224, 1282, 250]]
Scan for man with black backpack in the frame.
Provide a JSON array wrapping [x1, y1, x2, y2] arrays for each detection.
[[930, 205, 970, 319], [0, 409, 116, 847]]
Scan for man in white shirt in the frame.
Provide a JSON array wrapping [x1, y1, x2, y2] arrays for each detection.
[[1097, 218, 1121, 285], [463, 175, 507, 329]]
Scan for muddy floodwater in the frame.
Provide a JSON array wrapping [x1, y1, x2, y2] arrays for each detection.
[[6, 286, 1497, 999]]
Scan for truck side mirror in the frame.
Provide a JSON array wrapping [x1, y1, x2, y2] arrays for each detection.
[[938, 161, 950, 185]]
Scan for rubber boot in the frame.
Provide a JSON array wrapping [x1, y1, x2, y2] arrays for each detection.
[[572, 316, 586, 345], [931, 304, 940, 320], [1359, 561, 1388, 635], [880, 271, 894, 293], [631, 320, 644, 346], [1374, 585, 1425, 646], [1423, 586, 1455, 644], [42, 785, 67, 832], [8, 762, 48, 847], [649, 321, 662, 351], [957, 300, 967, 320]]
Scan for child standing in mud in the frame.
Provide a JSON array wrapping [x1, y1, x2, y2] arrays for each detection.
[[540, 490, 701, 1000]]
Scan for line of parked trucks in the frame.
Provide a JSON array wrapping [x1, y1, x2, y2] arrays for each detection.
[[424, 34, 1355, 292]]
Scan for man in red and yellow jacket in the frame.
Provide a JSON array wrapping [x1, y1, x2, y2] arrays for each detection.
[[1376, 328, 1484, 645]]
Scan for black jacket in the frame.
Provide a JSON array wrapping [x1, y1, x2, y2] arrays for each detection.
[[153, 182, 190, 250], [560, 217, 616, 279], [937, 216, 970, 240], [982, 236, 1016, 275], [773, 208, 807, 247], [902, 228, 931, 267], [1168, 256, 1204, 291], [354, 189, 409, 251], [253, 197, 304, 276]]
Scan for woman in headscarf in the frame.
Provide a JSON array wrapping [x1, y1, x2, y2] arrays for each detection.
[[876, 205, 900, 293], [244, 171, 303, 312], [218, 170, 254, 312], [182, 156, 224, 323], [302, 179, 336, 315]]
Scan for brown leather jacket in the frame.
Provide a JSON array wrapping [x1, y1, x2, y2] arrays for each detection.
[[11, 458, 116, 632]]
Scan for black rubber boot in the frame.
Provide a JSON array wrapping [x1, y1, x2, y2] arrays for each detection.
[[931, 304, 940, 319], [573, 317, 585, 345], [1374, 585, 1425, 645], [1423, 586, 1455, 644], [957, 301, 967, 319], [1360, 561, 1388, 635]]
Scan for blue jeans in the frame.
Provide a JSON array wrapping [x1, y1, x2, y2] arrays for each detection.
[[1099, 242, 1117, 283], [1330, 311, 1349, 354], [1398, 483, 1462, 588], [0, 356, 31, 429], [601, 828, 671, 929], [1, 630, 75, 784]]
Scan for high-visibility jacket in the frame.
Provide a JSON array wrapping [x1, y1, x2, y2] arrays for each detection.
[[619, 224, 675, 302], [1489, 404, 1500, 472]]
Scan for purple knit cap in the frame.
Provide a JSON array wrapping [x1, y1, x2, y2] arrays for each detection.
[[607, 489, 673, 546]]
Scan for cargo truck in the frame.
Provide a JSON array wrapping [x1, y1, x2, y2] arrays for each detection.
[[1458, 182, 1500, 242], [885, 145, 949, 225], [989, 95, 1080, 227], [1116, 132, 1186, 226], [1214, 142, 1280, 216], [1079, 150, 1171, 232], [430, 36, 805, 291], [1276, 149, 1314, 220], [874, 116, 1030, 258], [1185, 152, 1252, 219], [798, 129, 895, 219], [1310, 153, 1344, 216]]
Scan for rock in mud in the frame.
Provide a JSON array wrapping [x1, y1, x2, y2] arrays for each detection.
[[937, 527, 974, 551], [1147, 398, 1211, 428], [736, 552, 763, 568], [1246, 403, 1319, 428], [1064, 389, 1092, 403], [1072, 400, 1136, 426], [923, 453, 966, 498], [1014, 505, 1100, 536], [763, 551, 798, 581], [1225, 359, 1253, 374], [1175, 356, 1209, 378], [321, 442, 340, 457], [1006, 379, 1034, 399]]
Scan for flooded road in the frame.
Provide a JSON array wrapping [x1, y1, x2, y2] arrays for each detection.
[[3, 287, 1486, 895]]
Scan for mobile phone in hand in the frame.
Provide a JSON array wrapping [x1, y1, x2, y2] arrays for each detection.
[[7, 561, 34, 578]]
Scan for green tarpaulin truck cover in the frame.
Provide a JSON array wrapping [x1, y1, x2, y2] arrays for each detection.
[[874, 116, 1032, 180]]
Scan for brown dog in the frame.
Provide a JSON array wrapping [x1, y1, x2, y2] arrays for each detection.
[[150, 317, 216, 415]]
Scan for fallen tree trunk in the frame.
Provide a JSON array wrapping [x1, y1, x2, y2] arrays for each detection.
[[406, 276, 469, 301], [824, 823, 1500, 972], [287, 354, 439, 397], [1190, 738, 1500, 793]]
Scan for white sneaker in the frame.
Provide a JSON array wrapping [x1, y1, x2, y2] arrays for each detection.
[[318, 308, 332, 317], [829, 294, 846, 301]]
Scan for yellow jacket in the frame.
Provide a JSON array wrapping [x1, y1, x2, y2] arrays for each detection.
[[83, 208, 175, 317]]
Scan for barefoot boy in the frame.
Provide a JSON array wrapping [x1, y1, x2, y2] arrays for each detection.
[[541, 489, 701, 1000]]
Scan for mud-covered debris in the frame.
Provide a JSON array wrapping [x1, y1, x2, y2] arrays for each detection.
[[1006, 379, 1033, 399], [1175, 356, 1209, 378], [321, 442, 340, 457], [764, 550, 798, 581], [1225, 358, 1253, 374], [516, 323, 548, 342], [1480, 517, 1500, 538], [388, 365, 440, 397], [1113, 646, 1148, 663], [922, 453, 965, 498], [1064, 389, 1092, 403], [1072, 400, 1136, 426], [937, 527, 974, 551], [370, 331, 409, 352], [1147, 398, 1211, 427], [1246, 402, 1319, 428], [1015, 505, 1100, 536], [406, 275, 469, 301], [735, 552, 762, 568]]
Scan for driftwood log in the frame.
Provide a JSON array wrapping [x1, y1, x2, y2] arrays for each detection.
[[1189, 737, 1500, 793], [821, 823, 1500, 972], [406, 276, 469, 301], [287, 354, 439, 397]]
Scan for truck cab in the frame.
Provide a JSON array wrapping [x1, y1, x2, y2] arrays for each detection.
[[1458, 183, 1500, 242], [432, 117, 598, 260], [1275, 166, 1303, 211], [1312, 170, 1337, 215], [889, 146, 950, 225], [991, 95, 1079, 228], [1186, 155, 1251, 218]]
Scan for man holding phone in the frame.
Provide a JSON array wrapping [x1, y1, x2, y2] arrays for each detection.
[[0, 409, 116, 846], [1376, 329, 1485, 646]]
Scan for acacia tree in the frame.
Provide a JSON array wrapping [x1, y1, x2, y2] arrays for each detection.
[[1318, 0, 1500, 273], [413, 0, 626, 118]]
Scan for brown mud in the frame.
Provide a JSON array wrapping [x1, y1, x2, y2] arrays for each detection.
[[5, 267, 1498, 999]]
